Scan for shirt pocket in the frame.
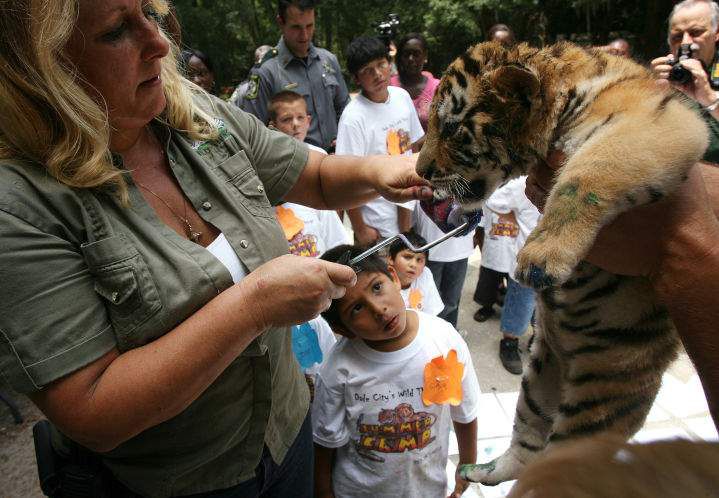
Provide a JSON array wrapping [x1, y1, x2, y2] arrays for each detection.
[[216, 150, 274, 218], [81, 235, 162, 352], [322, 73, 340, 92]]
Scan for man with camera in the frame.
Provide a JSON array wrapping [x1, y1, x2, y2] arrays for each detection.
[[242, 0, 349, 151], [651, 0, 719, 162]]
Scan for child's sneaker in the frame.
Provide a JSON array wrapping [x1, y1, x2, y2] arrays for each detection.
[[499, 337, 522, 375], [473, 306, 495, 322]]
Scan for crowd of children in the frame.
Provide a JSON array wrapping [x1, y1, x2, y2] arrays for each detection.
[[253, 30, 543, 496]]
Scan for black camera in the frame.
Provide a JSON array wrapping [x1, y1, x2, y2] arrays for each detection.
[[375, 13, 400, 47], [669, 42, 699, 85]]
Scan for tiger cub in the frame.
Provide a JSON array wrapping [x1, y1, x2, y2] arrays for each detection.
[[416, 41, 708, 485]]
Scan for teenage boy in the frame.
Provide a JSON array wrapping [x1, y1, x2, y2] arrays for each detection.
[[313, 244, 480, 498], [336, 36, 424, 245], [388, 231, 444, 316]]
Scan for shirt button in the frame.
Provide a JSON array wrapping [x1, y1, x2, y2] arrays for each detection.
[[257, 185, 265, 194], [111, 291, 120, 303], [201, 201, 212, 211], [240, 240, 249, 249]]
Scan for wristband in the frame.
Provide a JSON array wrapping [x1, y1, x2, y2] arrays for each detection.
[[704, 96, 719, 112]]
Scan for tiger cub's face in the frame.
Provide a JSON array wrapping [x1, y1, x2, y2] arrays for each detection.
[[417, 42, 543, 211]]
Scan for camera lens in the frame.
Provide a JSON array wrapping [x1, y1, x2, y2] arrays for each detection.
[[669, 63, 692, 85]]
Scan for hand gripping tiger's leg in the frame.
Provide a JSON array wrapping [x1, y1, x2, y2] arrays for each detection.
[[515, 101, 706, 290], [460, 321, 561, 485]]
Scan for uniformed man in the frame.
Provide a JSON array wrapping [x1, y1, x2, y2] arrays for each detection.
[[241, 0, 350, 151]]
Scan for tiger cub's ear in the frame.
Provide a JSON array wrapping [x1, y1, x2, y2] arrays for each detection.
[[492, 64, 540, 103]]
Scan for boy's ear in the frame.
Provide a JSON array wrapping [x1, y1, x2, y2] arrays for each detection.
[[268, 120, 276, 128], [387, 267, 401, 288]]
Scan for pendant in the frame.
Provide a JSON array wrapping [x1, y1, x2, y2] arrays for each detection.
[[189, 230, 202, 243]]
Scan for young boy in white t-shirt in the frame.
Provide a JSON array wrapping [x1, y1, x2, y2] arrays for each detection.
[[336, 36, 424, 245], [313, 245, 480, 498], [388, 230, 444, 316], [268, 91, 350, 394]]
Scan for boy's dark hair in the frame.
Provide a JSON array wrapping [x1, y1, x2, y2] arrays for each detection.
[[345, 36, 389, 76], [278, 0, 317, 21], [268, 90, 306, 122], [320, 244, 393, 328], [388, 230, 428, 259]]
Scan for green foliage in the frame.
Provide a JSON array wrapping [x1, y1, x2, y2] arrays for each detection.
[[171, 0, 677, 92]]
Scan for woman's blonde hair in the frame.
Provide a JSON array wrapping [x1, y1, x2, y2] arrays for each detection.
[[0, 0, 216, 201]]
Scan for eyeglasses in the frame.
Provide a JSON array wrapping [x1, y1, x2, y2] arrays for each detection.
[[357, 60, 390, 79]]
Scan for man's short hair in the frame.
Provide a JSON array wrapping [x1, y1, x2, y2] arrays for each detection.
[[278, 0, 317, 21], [669, 0, 719, 33], [388, 230, 428, 259], [346, 36, 389, 76], [268, 90, 306, 122], [320, 244, 394, 329]]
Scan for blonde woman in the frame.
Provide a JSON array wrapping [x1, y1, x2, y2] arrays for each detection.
[[0, 1, 431, 496]]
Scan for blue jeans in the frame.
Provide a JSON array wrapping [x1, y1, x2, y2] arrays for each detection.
[[426, 258, 468, 328], [183, 411, 314, 498], [499, 277, 536, 337]]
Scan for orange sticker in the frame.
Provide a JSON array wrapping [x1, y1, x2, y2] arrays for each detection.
[[422, 349, 464, 406], [409, 288, 423, 310], [275, 205, 305, 241]]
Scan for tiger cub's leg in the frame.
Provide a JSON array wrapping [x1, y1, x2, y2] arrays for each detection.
[[515, 108, 703, 290], [460, 320, 561, 485], [546, 304, 679, 449]]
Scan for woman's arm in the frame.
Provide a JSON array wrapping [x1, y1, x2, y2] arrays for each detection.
[[30, 255, 356, 452], [284, 150, 432, 210]]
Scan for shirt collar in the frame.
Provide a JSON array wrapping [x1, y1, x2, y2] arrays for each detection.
[[277, 37, 319, 67]]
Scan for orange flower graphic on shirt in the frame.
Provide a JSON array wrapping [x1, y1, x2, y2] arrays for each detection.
[[423, 349, 464, 406], [408, 288, 424, 310], [386, 129, 411, 155]]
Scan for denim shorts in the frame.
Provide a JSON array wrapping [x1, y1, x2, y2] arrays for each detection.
[[499, 277, 536, 336]]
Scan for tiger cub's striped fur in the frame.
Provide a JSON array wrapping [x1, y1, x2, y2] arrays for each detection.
[[416, 41, 708, 485]]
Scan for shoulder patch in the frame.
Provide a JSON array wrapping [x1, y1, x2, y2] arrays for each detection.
[[245, 74, 260, 100]]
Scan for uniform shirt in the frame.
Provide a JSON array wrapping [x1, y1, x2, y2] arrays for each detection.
[[312, 311, 481, 498], [0, 96, 310, 497], [241, 37, 350, 151]]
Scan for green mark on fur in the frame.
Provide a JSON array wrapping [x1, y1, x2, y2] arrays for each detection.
[[557, 183, 578, 198], [459, 460, 497, 480], [584, 192, 600, 206]]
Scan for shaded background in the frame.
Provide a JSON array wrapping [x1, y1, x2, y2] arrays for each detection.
[[173, 0, 677, 95]]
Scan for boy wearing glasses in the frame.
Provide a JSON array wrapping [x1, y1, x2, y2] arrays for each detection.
[[337, 36, 425, 246]]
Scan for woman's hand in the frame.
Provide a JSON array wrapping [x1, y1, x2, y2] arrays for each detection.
[[244, 254, 357, 331], [368, 153, 433, 203]]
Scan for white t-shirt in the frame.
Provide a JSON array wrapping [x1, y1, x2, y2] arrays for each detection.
[[412, 204, 475, 263], [275, 202, 349, 257], [292, 316, 337, 377], [400, 267, 444, 316], [484, 176, 541, 276], [478, 203, 518, 273], [205, 233, 247, 283], [336, 86, 424, 237], [312, 311, 481, 498]]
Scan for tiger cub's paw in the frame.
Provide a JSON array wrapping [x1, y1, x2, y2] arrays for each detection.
[[459, 453, 522, 486], [515, 237, 578, 289]]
